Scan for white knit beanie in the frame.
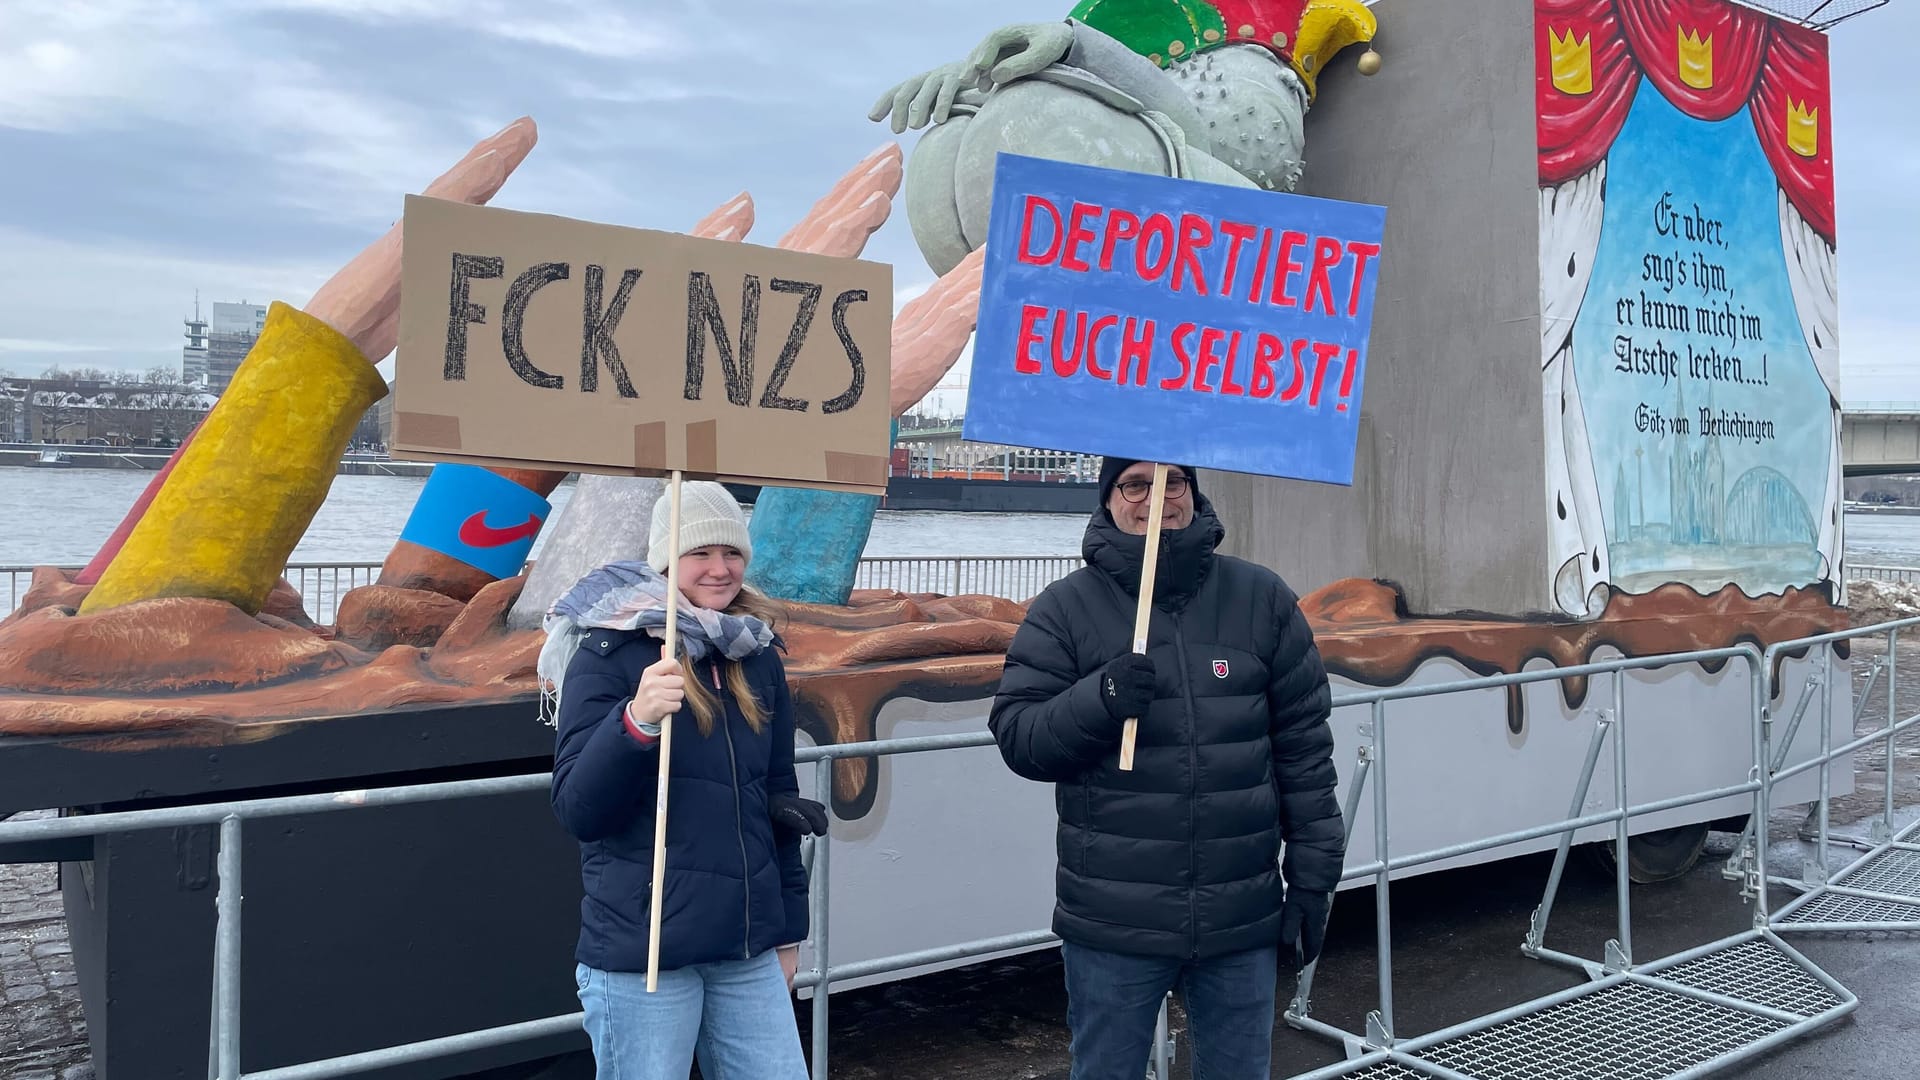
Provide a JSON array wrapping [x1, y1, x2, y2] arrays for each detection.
[[647, 481, 752, 572]]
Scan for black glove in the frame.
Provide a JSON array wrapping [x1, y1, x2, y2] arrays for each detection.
[[770, 793, 830, 840], [1099, 653, 1157, 722], [1279, 888, 1332, 966]]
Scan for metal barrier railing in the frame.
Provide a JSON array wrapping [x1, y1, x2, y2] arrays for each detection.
[[852, 555, 1084, 601], [0, 621, 1912, 1079], [1, 555, 1084, 622], [0, 563, 395, 626], [15, 558, 1917, 620], [282, 562, 382, 624], [1753, 619, 1920, 934], [0, 731, 1058, 1080], [1849, 563, 1920, 584], [1280, 617, 1920, 1080], [1282, 643, 1788, 1070]]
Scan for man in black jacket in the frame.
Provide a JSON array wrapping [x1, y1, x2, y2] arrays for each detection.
[[989, 456, 1345, 1080]]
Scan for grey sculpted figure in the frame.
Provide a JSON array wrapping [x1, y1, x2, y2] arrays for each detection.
[[869, 1, 1380, 275]]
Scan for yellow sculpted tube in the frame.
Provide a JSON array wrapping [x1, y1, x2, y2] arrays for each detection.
[[81, 302, 389, 616]]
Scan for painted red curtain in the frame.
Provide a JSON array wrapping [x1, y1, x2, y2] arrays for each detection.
[[1751, 21, 1835, 241], [1537, 0, 1640, 185], [1537, 0, 1836, 242], [1614, 0, 1771, 120]]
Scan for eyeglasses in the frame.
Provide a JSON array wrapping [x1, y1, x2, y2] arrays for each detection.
[[1115, 474, 1190, 503]]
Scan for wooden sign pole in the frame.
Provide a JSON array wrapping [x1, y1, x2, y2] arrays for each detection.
[[645, 469, 684, 992], [1117, 463, 1168, 771]]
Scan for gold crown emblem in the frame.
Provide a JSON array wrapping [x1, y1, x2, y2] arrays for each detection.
[[1549, 26, 1592, 95], [1678, 27, 1713, 90], [1787, 98, 1820, 157]]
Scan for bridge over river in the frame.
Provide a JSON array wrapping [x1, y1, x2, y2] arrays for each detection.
[[1841, 403, 1920, 476]]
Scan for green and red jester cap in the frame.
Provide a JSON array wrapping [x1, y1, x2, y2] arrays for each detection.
[[1067, 0, 1378, 99]]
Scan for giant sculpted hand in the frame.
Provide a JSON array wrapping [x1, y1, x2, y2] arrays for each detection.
[[306, 117, 539, 361], [869, 61, 980, 134], [965, 21, 1074, 88], [77, 119, 539, 614], [868, 21, 1073, 133]]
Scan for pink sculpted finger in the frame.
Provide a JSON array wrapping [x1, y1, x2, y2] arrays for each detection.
[[692, 192, 756, 242], [890, 247, 985, 417], [305, 117, 539, 361], [777, 143, 903, 258]]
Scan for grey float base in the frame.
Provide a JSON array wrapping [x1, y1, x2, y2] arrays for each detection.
[[2, 700, 586, 1080]]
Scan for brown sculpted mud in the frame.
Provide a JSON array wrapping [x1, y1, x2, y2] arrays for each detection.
[[0, 573, 1842, 815], [334, 585, 468, 652], [1302, 579, 1847, 734]]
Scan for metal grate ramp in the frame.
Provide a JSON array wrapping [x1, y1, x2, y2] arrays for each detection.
[[1365, 936, 1851, 1080], [1321, 1062, 1449, 1079], [1415, 982, 1783, 1080], [1643, 938, 1844, 1018], [1835, 846, 1920, 896], [1776, 822, 1920, 932], [1779, 889, 1920, 926]]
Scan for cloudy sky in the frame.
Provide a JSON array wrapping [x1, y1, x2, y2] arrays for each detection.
[[0, 0, 1913, 413]]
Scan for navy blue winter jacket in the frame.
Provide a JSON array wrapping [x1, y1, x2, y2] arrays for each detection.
[[550, 627, 809, 973]]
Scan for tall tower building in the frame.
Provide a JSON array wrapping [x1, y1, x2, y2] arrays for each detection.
[[182, 293, 209, 386]]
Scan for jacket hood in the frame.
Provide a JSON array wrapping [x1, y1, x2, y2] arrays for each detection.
[[1082, 492, 1226, 607]]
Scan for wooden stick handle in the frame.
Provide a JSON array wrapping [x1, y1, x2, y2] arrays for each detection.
[[645, 470, 683, 992], [1117, 464, 1168, 772]]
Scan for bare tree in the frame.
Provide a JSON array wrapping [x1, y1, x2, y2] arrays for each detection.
[[35, 391, 85, 442], [94, 390, 140, 444], [149, 388, 208, 446], [140, 367, 182, 443]]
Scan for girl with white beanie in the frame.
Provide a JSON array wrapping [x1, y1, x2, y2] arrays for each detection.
[[542, 480, 827, 1078]]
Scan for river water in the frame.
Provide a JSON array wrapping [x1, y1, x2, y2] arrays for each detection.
[[1, 469, 1089, 567], [5, 468, 1918, 568]]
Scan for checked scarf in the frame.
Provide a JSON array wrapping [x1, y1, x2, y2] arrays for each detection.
[[535, 560, 774, 727]]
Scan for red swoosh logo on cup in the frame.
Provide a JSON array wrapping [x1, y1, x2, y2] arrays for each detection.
[[458, 511, 544, 549]]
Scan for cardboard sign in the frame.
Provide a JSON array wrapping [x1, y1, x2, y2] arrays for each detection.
[[391, 196, 894, 494], [965, 154, 1387, 486]]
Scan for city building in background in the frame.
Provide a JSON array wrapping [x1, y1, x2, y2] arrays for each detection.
[[205, 300, 267, 393], [1, 374, 215, 446], [352, 394, 392, 452], [0, 384, 28, 443]]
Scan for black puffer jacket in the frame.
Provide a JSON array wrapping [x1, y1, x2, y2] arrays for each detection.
[[988, 495, 1344, 959]]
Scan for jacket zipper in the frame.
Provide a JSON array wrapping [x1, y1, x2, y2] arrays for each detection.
[[715, 659, 752, 960], [1171, 611, 1200, 960]]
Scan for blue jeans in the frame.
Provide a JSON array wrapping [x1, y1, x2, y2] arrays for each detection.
[[575, 951, 807, 1080], [1061, 941, 1278, 1080]]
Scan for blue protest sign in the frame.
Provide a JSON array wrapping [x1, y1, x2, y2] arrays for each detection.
[[399, 463, 552, 579], [965, 154, 1387, 485]]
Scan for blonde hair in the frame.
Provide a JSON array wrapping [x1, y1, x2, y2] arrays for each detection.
[[678, 584, 782, 737]]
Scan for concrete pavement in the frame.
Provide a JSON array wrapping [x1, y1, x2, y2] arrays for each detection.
[[796, 825, 1917, 1079], [0, 836, 88, 1080]]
